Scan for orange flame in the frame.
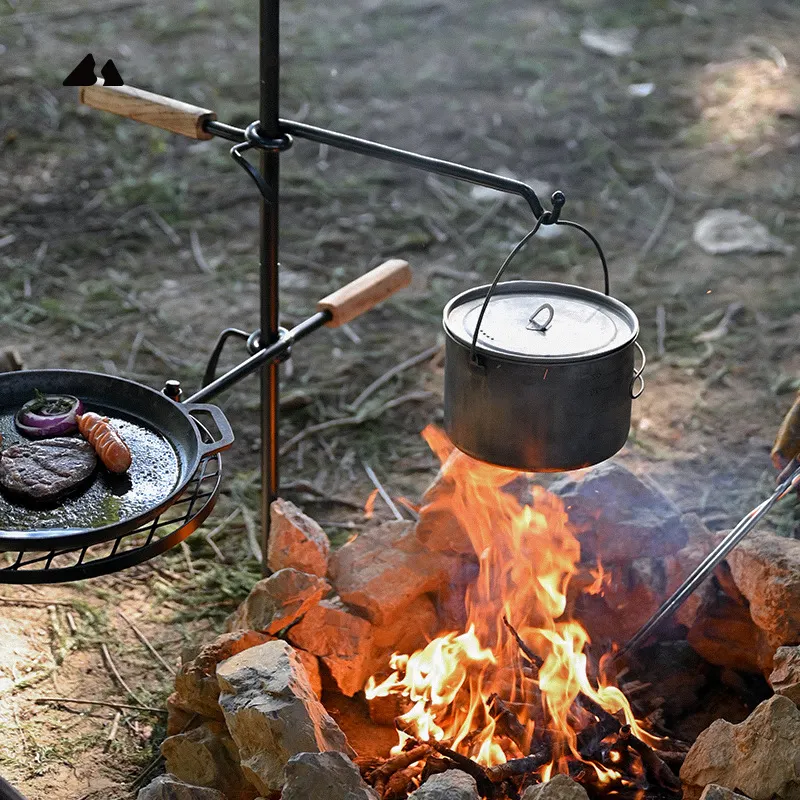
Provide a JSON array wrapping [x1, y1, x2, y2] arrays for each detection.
[[365, 425, 656, 776]]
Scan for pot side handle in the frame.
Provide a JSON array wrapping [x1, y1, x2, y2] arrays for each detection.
[[631, 341, 646, 399], [183, 403, 236, 458]]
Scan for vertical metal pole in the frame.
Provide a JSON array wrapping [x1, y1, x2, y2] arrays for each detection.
[[258, 0, 280, 572]]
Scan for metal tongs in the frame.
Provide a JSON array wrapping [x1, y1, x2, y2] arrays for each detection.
[[615, 457, 800, 664]]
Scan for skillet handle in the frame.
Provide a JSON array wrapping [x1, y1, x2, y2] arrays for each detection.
[[183, 402, 235, 458]]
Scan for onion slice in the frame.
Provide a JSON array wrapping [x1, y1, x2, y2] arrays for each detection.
[[14, 393, 85, 439]]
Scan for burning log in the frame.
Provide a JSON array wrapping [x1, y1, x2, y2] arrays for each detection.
[[620, 726, 681, 792], [426, 740, 496, 797], [575, 694, 621, 758], [382, 761, 425, 800], [370, 744, 432, 795], [502, 616, 544, 671], [485, 752, 552, 783], [420, 754, 455, 783], [488, 693, 529, 751]]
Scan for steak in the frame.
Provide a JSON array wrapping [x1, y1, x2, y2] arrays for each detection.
[[0, 437, 97, 504]]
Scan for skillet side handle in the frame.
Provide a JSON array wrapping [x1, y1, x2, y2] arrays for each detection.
[[183, 403, 235, 458], [317, 259, 411, 327]]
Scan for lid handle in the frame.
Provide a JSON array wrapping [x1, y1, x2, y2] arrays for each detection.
[[526, 303, 554, 332], [469, 192, 611, 367]]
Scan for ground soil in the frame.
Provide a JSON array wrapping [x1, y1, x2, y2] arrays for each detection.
[[0, 0, 799, 797]]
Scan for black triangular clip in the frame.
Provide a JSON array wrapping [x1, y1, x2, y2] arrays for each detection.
[[100, 59, 124, 86], [63, 53, 97, 86]]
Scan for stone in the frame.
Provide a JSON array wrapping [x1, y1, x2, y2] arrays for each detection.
[[686, 582, 775, 674], [693, 209, 793, 256], [409, 770, 480, 799], [295, 647, 322, 698], [217, 639, 351, 794], [281, 751, 379, 800], [699, 786, 751, 800], [724, 531, 800, 648], [770, 646, 800, 704], [287, 597, 374, 697], [137, 774, 227, 800], [680, 694, 800, 800], [226, 569, 330, 635], [166, 691, 203, 737], [175, 630, 274, 719], [521, 774, 590, 800], [368, 594, 439, 680], [549, 463, 689, 562], [162, 721, 256, 800], [329, 520, 454, 626], [268, 498, 330, 577], [415, 471, 474, 556]]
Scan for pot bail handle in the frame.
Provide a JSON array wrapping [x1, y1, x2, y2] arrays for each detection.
[[469, 191, 611, 367]]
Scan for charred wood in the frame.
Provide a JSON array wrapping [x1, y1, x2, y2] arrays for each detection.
[[427, 740, 496, 797], [420, 754, 455, 783], [489, 693, 529, 751], [503, 616, 544, 671], [485, 751, 552, 783], [382, 762, 425, 800], [575, 693, 621, 758], [618, 725, 681, 793], [370, 744, 432, 794]]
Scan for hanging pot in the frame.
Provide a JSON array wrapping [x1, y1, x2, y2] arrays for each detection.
[[442, 222, 645, 472]]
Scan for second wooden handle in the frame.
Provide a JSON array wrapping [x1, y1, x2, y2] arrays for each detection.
[[317, 259, 412, 327], [79, 81, 216, 140]]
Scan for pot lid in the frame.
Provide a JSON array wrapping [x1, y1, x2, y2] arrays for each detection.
[[443, 280, 639, 362]]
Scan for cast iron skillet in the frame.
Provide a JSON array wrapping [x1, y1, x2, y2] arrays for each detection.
[[0, 369, 233, 550]]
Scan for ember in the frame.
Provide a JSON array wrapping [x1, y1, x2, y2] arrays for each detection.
[[362, 426, 678, 798]]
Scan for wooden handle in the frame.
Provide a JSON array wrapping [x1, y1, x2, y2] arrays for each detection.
[[317, 259, 411, 327], [79, 81, 216, 140]]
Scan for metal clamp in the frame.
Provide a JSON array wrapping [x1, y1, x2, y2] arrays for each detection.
[[631, 341, 646, 399], [248, 327, 292, 361], [527, 303, 554, 332], [245, 121, 293, 152]]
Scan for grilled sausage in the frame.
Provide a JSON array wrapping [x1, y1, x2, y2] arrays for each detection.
[[77, 412, 132, 473]]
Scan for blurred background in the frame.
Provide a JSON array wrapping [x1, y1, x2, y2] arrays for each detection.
[[0, 0, 799, 795]]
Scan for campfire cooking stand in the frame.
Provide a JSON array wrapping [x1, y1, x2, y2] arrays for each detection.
[[0, 0, 566, 583], [70, 2, 565, 570]]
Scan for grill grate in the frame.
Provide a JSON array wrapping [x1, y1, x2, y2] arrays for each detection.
[[0, 449, 222, 584]]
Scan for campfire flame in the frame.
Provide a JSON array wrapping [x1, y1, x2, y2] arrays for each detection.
[[365, 425, 656, 781]]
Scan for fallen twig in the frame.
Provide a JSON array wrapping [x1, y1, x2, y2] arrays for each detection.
[[35, 697, 166, 714], [0, 596, 76, 608], [190, 228, 213, 273], [363, 462, 404, 521], [240, 505, 263, 563], [100, 643, 143, 706], [117, 610, 176, 677], [349, 344, 441, 411], [104, 711, 122, 752], [202, 506, 243, 561]]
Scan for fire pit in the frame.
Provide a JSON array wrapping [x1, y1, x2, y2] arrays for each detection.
[[153, 426, 800, 800]]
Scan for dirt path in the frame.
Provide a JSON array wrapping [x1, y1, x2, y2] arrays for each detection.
[[1, 0, 799, 795]]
